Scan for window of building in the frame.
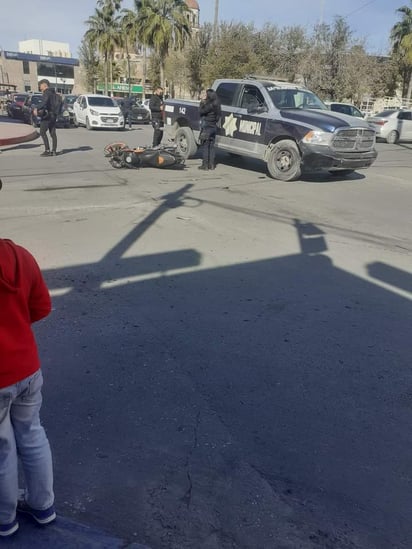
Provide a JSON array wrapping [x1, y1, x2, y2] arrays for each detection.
[[37, 62, 74, 79], [23, 61, 30, 74]]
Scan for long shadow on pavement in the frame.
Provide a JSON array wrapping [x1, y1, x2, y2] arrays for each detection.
[[31, 185, 412, 549]]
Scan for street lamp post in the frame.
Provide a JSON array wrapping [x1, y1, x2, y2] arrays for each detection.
[[213, 0, 219, 39]]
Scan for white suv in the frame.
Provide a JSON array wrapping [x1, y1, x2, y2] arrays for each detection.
[[73, 94, 124, 130]]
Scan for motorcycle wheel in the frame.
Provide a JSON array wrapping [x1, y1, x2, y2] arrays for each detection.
[[109, 156, 125, 169]]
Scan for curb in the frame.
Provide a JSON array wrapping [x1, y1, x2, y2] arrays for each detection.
[[0, 123, 39, 147]]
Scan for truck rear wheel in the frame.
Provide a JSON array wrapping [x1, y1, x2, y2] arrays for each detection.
[[266, 140, 301, 181], [175, 126, 197, 159]]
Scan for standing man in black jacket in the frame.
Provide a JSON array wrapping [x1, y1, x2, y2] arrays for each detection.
[[34, 79, 61, 157], [149, 87, 164, 147]]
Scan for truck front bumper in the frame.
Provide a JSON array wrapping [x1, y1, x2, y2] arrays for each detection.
[[300, 144, 378, 172]]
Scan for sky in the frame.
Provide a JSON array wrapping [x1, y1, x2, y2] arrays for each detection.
[[0, 0, 402, 57]]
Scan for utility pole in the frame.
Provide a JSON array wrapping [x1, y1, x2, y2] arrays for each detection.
[[213, 0, 219, 40], [319, 0, 325, 24]]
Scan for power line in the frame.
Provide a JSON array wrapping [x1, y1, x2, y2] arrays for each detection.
[[344, 0, 379, 18]]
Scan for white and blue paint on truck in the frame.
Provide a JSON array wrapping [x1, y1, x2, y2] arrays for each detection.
[[164, 77, 377, 181]]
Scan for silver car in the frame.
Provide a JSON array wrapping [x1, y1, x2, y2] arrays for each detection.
[[367, 109, 412, 144], [325, 101, 364, 118]]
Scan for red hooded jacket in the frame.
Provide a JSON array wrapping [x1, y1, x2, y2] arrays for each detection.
[[0, 239, 51, 389]]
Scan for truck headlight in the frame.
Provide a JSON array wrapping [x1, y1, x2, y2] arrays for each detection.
[[302, 130, 332, 146], [90, 109, 99, 116]]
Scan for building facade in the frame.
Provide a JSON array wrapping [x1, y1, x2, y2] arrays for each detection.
[[0, 50, 80, 94], [18, 39, 72, 58]]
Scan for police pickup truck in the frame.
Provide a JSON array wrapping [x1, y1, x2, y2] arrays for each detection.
[[163, 77, 377, 181]]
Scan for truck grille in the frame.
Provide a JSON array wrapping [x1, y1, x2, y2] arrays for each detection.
[[332, 128, 375, 152]]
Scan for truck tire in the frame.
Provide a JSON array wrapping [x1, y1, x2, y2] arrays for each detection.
[[175, 126, 197, 159], [86, 117, 92, 130], [266, 140, 301, 181]]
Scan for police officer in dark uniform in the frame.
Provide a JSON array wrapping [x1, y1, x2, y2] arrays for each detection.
[[198, 88, 221, 170], [149, 87, 164, 147], [34, 79, 61, 157], [121, 96, 134, 130]]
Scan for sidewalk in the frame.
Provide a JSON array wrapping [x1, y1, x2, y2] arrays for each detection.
[[5, 514, 150, 549], [0, 118, 38, 147]]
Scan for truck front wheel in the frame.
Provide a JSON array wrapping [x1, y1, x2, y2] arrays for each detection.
[[266, 140, 301, 181], [175, 126, 197, 159]]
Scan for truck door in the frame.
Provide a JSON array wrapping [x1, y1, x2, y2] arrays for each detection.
[[215, 82, 240, 151], [235, 84, 268, 155]]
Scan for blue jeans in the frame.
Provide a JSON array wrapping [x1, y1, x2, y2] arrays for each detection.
[[0, 370, 54, 524]]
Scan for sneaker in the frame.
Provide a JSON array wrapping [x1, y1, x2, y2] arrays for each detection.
[[50, 151, 59, 156], [17, 500, 56, 525], [40, 151, 51, 157], [198, 165, 209, 170], [0, 519, 19, 537]]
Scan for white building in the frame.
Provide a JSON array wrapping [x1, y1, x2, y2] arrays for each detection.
[[18, 39, 71, 59]]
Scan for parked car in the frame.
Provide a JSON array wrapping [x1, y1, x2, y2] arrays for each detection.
[[114, 97, 151, 125], [142, 98, 151, 112], [325, 101, 364, 118], [129, 101, 151, 124], [61, 94, 78, 125], [366, 109, 412, 144], [73, 94, 124, 130], [6, 93, 29, 119], [22, 94, 44, 125], [22, 93, 71, 128]]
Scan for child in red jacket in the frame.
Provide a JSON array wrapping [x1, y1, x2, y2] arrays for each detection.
[[0, 239, 56, 537]]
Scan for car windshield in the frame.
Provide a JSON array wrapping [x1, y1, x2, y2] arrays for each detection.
[[265, 86, 327, 110], [88, 96, 117, 107], [31, 96, 43, 105], [373, 110, 398, 117], [14, 95, 27, 102], [63, 95, 77, 104]]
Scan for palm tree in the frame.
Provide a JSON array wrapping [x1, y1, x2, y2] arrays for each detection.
[[120, 9, 140, 97], [390, 3, 412, 99], [85, 2, 122, 95], [134, 0, 191, 88]]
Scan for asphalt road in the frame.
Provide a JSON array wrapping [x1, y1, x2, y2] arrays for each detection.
[[1, 123, 411, 549]]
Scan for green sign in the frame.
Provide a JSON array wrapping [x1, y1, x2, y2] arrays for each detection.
[[97, 83, 143, 93]]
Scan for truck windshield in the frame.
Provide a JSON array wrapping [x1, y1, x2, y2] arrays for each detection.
[[265, 86, 327, 110]]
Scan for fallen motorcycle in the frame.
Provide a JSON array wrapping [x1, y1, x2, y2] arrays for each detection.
[[104, 142, 185, 169]]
